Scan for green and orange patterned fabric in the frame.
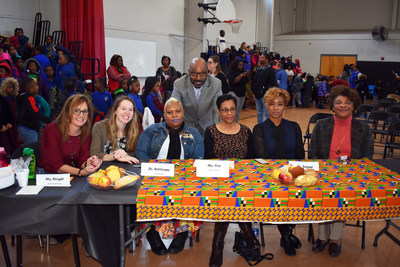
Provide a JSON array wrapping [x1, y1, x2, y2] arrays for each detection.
[[136, 159, 400, 222]]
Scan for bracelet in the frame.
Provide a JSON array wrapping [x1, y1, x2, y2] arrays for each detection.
[[78, 168, 82, 177]]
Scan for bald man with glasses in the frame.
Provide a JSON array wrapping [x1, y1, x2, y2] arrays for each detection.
[[172, 57, 222, 136]]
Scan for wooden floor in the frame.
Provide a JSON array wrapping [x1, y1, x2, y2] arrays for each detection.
[[2, 104, 400, 266]]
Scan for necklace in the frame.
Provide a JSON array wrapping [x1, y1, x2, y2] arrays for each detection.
[[335, 125, 350, 155], [68, 135, 80, 167]]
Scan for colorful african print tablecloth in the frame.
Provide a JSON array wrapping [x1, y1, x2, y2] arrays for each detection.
[[136, 159, 400, 222]]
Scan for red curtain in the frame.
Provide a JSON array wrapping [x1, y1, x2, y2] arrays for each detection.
[[61, 0, 106, 79]]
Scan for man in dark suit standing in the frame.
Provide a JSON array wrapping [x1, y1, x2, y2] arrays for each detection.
[[172, 58, 222, 136], [252, 53, 278, 123]]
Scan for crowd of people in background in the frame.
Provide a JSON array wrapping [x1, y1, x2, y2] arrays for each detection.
[[0, 25, 397, 265]]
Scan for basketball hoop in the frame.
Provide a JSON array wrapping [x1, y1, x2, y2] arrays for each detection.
[[224, 19, 243, 34]]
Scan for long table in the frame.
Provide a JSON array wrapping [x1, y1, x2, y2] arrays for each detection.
[[137, 158, 400, 222], [0, 161, 141, 267], [1, 159, 399, 267]]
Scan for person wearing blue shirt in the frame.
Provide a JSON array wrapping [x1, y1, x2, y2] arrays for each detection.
[[91, 78, 113, 115], [127, 76, 144, 118], [34, 46, 51, 71], [276, 63, 288, 90], [56, 54, 75, 91], [349, 65, 360, 89], [43, 65, 57, 90], [142, 77, 164, 123]]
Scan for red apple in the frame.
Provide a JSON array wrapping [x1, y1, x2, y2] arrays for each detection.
[[278, 171, 293, 185], [98, 176, 112, 188]]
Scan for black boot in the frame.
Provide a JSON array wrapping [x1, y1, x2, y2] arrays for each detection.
[[238, 222, 260, 252], [277, 224, 301, 249], [168, 231, 188, 254], [280, 234, 296, 256], [209, 222, 229, 267], [146, 226, 168, 256]]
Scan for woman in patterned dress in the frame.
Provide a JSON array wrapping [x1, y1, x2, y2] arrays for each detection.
[[204, 94, 258, 267]]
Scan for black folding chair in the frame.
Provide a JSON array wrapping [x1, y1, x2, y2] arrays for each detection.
[[303, 113, 333, 152], [388, 104, 400, 120], [368, 110, 393, 143], [355, 104, 376, 121], [377, 99, 394, 111], [383, 119, 400, 159]]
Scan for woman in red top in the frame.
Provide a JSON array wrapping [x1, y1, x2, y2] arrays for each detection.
[[39, 94, 102, 176], [107, 54, 131, 93]]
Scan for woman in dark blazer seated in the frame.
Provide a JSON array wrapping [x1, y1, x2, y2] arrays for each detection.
[[253, 87, 305, 256], [310, 85, 373, 257]]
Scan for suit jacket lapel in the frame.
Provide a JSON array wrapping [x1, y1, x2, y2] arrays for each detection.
[[185, 76, 198, 112]]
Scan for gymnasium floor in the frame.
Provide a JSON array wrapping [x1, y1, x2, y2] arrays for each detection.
[[2, 105, 400, 267]]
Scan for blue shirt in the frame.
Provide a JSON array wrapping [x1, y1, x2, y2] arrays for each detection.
[[128, 92, 144, 114], [34, 54, 51, 71], [91, 91, 113, 114], [276, 69, 288, 90]]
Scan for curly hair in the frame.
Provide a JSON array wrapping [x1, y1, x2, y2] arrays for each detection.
[[327, 85, 361, 112], [109, 54, 123, 67], [0, 77, 19, 97], [263, 87, 291, 106], [106, 95, 139, 153], [55, 94, 94, 142]]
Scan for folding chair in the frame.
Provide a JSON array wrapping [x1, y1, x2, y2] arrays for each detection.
[[383, 119, 400, 159], [355, 104, 376, 121], [303, 113, 333, 152], [367, 110, 393, 143], [376, 99, 394, 111], [388, 104, 400, 120]]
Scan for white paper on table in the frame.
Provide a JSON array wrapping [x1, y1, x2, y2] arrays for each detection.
[[16, 185, 44, 195], [288, 161, 319, 171], [195, 160, 230, 177]]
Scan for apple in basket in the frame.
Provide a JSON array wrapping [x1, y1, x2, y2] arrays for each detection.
[[88, 173, 102, 185], [98, 176, 112, 188], [278, 172, 293, 185]]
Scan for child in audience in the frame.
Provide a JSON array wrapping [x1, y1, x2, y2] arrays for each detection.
[[113, 78, 129, 100], [0, 77, 20, 153], [44, 35, 55, 58], [43, 65, 57, 90], [0, 62, 12, 82], [34, 45, 51, 71], [142, 76, 163, 123], [128, 76, 144, 123], [19, 58, 49, 100], [316, 77, 328, 109], [13, 57, 24, 77], [92, 78, 113, 117], [16, 78, 52, 144]]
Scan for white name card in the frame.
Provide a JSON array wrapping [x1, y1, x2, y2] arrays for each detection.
[[140, 163, 175, 177], [36, 174, 71, 187], [288, 161, 319, 171], [195, 160, 230, 177]]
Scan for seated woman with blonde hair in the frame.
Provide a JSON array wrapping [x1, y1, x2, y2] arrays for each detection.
[[90, 95, 140, 164]]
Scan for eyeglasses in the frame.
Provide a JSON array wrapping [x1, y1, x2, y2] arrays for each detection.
[[220, 107, 236, 114], [334, 101, 353, 106], [72, 108, 89, 116], [190, 71, 208, 78]]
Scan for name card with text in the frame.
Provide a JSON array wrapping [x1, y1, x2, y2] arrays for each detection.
[[288, 161, 319, 171], [140, 163, 175, 177], [36, 174, 71, 187], [196, 160, 230, 177]]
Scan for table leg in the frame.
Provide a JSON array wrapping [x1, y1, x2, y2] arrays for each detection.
[[119, 204, 125, 267], [0, 235, 12, 267], [71, 234, 81, 267], [125, 206, 133, 253], [16, 235, 22, 267]]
